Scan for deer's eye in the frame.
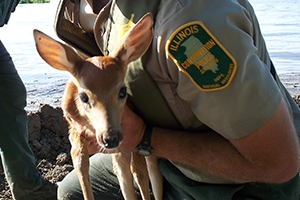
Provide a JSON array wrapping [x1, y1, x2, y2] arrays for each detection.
[[79, 92, 89, 103], [119, 87, 127, 99]]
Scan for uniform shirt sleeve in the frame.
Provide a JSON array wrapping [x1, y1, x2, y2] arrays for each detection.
[[148, 0, 282, 140]]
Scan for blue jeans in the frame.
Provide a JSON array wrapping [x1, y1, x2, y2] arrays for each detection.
[[58, 153, 300, 200], [0, 40, 43, 199]]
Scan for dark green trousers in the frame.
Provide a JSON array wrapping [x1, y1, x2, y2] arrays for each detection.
[[0, 41, 43, 199], [58, 153, 300, 200]]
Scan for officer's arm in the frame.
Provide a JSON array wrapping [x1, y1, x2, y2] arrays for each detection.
[[151, 98, 299, 183]]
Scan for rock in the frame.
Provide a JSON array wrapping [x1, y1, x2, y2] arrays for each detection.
[[31, 140, 43, 151], [0, 104, 72, 199], [56, 152, 70, 165], [28, 112, 41, 141], [39, 104, 69, 137]]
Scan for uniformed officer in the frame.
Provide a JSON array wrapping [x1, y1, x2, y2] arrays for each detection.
[[58, 0, 300, 199]]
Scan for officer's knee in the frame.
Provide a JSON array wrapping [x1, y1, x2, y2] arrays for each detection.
[[57, 171, 83, 200]]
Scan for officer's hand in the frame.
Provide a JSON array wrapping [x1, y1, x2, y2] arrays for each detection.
[[69, 105, 145, 154], [117, 105, 145, 152]]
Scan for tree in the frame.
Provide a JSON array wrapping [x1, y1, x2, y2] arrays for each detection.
[[19, 0, 50, 3]]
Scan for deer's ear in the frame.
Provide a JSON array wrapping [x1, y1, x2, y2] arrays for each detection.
[[112, 13, 154, 64], [33, 29, 83, 74]]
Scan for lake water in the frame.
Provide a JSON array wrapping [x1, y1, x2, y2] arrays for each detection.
[[0, 1, 299, 99], [250, 0, 300, 72], [0, 2, 67, 84]]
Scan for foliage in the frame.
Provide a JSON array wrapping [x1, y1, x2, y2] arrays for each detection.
[[20, 0, 50, 3]]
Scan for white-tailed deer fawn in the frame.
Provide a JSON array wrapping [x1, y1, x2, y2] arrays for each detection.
[[33, 13, 163, 200]]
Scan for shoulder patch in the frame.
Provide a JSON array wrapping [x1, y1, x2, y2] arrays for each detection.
[[166, 22, 237, 91]]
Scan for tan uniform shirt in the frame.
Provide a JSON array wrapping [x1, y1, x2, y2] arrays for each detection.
[[94, 0, 300, 183]]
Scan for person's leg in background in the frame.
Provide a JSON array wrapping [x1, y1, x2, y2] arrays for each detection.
[[0, 41, 57, 200]]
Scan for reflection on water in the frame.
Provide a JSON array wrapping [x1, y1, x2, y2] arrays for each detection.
[[250, 0, 300, 73]]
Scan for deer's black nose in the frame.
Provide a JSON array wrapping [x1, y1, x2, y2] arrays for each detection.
[[102, 132, 121, 149]]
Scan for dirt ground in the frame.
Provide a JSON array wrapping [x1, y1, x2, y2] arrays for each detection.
[[0, 81, 72, 199], [0, 103, 72, 199], [0, 73, 300, 199]]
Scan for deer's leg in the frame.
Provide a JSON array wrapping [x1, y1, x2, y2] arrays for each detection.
[[70, 131, 94, 200], [146, 155, 163, 200], [113, 152, 138, 200], [131, 152, 151, 200]]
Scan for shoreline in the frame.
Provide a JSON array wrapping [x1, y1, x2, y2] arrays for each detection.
[[24, 72, 300, 112], [25, 78, 67, 112], [277, 72, 300, 96]]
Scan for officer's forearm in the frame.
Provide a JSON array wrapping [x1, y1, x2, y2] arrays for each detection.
[[150, 124, 298, 184], [151, 128, 249, 182]]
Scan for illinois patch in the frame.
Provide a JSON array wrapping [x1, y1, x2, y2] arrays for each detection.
[[166, 22, 236, 91]]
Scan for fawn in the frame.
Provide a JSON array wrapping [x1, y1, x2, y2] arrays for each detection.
[[33, 13, 162, 200]]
